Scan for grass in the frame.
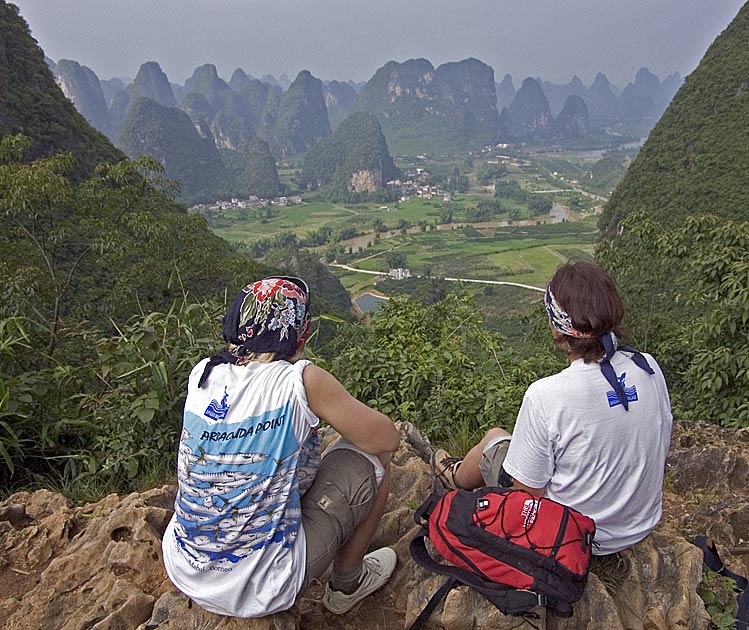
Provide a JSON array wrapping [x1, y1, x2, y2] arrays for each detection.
[[336, 218, 597, 288]]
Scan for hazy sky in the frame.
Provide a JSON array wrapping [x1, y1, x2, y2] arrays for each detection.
[[13, 0, 746, 87]]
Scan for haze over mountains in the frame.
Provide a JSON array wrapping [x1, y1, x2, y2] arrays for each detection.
[[54, 56, 682, 147], [48, 52, 682, 202]]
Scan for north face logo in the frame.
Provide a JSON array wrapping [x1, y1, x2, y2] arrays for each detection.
[[522, 498, 540, 527]]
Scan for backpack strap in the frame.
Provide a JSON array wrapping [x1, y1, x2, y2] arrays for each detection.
[[694, 536, 748, 590], [409, 529, 572, 621], [413, 492, 443, 526], [694, 536, 748, 630], [408, 577, 457, 630]]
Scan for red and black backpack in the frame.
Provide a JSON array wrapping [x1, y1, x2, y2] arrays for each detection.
[[409, 487, 596, 628]]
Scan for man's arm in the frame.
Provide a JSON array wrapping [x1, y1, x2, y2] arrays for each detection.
[[502, 393, 553, 495], [303, 364, 400, 454], [512, 478, 545, 497]]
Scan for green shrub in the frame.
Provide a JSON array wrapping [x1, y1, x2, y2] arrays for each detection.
[[324, 294, 562, 454]]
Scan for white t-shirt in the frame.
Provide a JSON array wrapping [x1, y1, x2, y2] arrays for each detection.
[[162, 358, 320, 617], [502, 351, 672, 555]]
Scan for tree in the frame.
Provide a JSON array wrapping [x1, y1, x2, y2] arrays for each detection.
[[528, 195, 553, 216], [323, 294, 561, 452], [476, 163, 507, 186], [446, 165, 461, 191], [386, 251, 407, 269], [0, 136, 263, 490], [439, 207, 454, 224], [598, 211, 749, 427]]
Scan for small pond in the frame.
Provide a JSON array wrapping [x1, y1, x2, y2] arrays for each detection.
[[354, 293, 389, 313]]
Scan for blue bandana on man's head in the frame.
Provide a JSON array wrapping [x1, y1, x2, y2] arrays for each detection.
[[545, 284, 654, 410]]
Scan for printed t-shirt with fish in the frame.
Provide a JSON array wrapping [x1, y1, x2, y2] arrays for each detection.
[[162, 358, 320, 617], [502, 351, 672, 555]]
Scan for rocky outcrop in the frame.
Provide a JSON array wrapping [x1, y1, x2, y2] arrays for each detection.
[[129, 61, 177, 109], [183, 64, 255, 150], [619, 67, 662, 120], [496, 73, 516, 111], [236, 79, 283, 143], [228, 68, 255, 93], [100, 77, 127, 107], [552, 95, 590, 140], [349, 169, 382, 193], [2, 420, 745, 630], [323, 80, 358, 129], [585, 72, 620, 122], [116, 96, 229, 203], [543, 75, 586, 117], [300, 110, 399, 192], [54, 59, 113, 139], [271, 69, 331, 158], [506, 77, 553, 139], [355, 57, 499, 154]]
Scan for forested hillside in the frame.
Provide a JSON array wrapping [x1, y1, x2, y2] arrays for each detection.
[[4, 0, 749, 515], [354, 58, 499, 154], [0, 2, 123, 179], [599, 2, 749, 427], [118, 96, 230, 202], [300, 111, 399, 194], [0, 0, 351, 495], [601, 4, 749, 234]]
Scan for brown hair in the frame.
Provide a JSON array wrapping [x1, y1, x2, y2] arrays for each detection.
[[549, 261, 624, 363]]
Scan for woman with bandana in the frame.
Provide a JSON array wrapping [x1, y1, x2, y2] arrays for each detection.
[[162, 277, 400, 617], [432, 261, 672, 555]]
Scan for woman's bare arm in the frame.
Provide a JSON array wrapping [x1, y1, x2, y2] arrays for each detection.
[[303, 364, 400, 454]]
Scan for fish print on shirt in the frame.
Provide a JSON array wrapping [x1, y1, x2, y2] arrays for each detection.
[[172, 402, 305, 571]]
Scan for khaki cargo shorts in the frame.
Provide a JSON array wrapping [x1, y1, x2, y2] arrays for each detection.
[[300, 440, 384, 591], [478, 435, 513, 487]]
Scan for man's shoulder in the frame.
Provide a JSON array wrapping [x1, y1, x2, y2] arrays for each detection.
[[525, 365, 581, 396]]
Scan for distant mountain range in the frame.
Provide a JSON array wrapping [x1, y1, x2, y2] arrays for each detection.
[[54, 56, 682, 151], [48, 53, 683, 199]]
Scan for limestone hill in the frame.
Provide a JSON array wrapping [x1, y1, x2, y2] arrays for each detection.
[[355, 57, 499, 155], [601, 3, 749, 235], [0, 1, 123, 179], [300, 111, 399, 194], [117, 96, 230, 203]]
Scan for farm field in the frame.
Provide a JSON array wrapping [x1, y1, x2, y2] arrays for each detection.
[[332, 217, 598, 292], [211, 202, 358, 242], [203, 149, 611, 321]]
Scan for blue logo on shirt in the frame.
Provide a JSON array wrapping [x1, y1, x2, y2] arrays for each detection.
[[205, 387, 231, 420], [606, 372, 639, 408]]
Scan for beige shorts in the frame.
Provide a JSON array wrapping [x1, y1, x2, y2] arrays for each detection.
[[300, 441, 382, 592], [478, 435, 513, 487]]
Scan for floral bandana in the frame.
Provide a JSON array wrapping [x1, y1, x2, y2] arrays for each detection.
[[544, 283, 654, 410], [229, 277, 311, 356], [199, 277, 311, 388]]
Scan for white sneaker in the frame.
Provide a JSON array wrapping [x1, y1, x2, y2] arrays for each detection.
[[322, 547, 397, 614]]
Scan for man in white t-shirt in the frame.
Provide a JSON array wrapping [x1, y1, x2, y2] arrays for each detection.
[[432, 261, 673, 555]]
